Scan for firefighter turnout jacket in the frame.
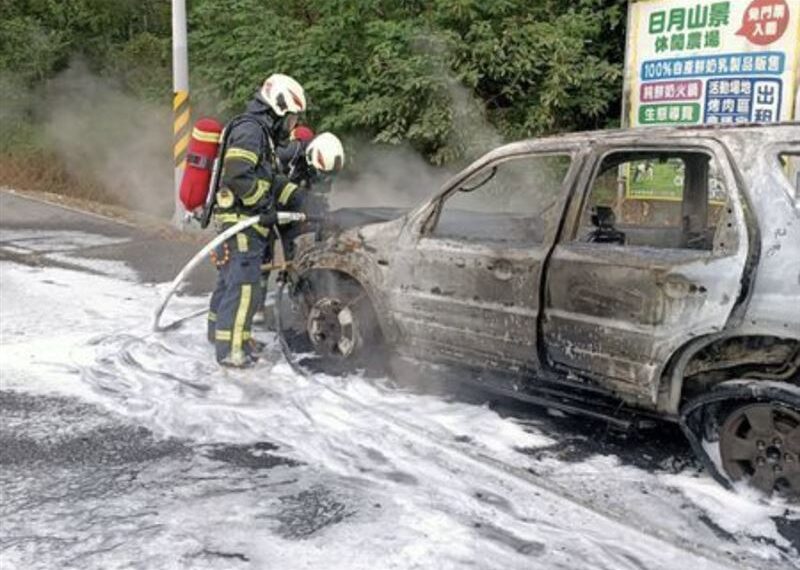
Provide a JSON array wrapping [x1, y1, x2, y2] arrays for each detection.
[[214, 98, 296, 238], [276, 182, 317, 254], [274, 143, 330, 258]]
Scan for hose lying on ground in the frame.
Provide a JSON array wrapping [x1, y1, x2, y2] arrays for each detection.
[[152, 212, 304, 332], [274, 277, 307, 377]]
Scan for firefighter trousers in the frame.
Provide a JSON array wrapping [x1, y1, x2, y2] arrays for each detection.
[[207, 230, 267, 364]]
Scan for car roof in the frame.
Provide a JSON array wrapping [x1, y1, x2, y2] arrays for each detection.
[[445, 122, 799, 191], [468, 122, 798, 165], [514, 121, 798, 147]]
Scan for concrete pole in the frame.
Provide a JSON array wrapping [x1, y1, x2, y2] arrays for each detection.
[[172, 0, 190, 224]]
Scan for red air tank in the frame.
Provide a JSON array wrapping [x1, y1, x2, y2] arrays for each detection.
[[179, 118, 223, 212]]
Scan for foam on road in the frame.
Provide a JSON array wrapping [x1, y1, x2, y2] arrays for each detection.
[[1, 193, 798, 569]]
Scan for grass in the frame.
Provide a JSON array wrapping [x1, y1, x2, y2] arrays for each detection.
[[0, 150, 121, 206]]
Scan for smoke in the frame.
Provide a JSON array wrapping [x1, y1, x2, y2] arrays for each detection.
[[41, 62, 174, 217], [38, 60, 447, 217], [329, 75, 507, 211], [444, 78, 505, 165], [6, 54, 507, 220], [330, 142, 454, 210]]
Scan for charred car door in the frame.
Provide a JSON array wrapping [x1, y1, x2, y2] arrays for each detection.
[[542, 138, 750, 405], [387, 145, 582, 372]]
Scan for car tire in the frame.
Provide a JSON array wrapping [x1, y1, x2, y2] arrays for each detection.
[[287, 273, 387, 376], [710, 400, 800, 499]]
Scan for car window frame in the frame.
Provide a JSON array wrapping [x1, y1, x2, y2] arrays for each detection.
[[772, 142, 800, 206], [566, 142, 737, 256], [412, 145, 583, 245]]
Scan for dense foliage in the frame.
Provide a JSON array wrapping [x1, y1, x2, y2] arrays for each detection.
[[1, 0, 626, 164]]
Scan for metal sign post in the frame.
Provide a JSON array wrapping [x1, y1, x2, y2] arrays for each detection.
[[172, 0, 190, 224]]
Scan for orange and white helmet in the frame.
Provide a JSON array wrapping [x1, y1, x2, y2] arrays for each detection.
[[306, 132, 345, 173], [260, 73, 307, 117]]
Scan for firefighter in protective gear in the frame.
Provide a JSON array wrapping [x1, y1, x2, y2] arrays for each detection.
[[277, 130, 344, 190], [255, 132, 346, 324], [277, 131, 345, 248], [275, 131, 344, 230], [207, 73, 307, 367]]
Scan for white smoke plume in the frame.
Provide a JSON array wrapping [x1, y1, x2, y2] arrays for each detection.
[[330, 142, 454, 210], [41, 62, 174, 217], [330, 78, 507, 211], [14, 57, 507, 219]]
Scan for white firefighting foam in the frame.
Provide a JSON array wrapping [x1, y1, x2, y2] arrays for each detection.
[[1, 257, 799, 570]]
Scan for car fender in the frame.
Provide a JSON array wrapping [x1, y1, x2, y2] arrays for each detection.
[[293, 242, 399, 344]]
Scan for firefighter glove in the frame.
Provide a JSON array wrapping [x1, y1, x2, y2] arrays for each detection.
[[259, 209, 278, 228]]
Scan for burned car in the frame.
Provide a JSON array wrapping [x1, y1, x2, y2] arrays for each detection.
[[281, 123, 800, 497]]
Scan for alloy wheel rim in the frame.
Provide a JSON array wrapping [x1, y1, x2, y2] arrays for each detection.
[[719, 403, 800, 496], [306, 298, 358, 360]]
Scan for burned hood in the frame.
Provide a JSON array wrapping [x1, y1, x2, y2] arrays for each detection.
[[293, 206, 408, 272], [294, 206, 409, 260], [325, 207, 409, 232]]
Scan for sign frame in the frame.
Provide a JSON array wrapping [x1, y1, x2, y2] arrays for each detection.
[[623, 0, 800, 130]]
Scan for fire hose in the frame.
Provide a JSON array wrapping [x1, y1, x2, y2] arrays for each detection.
[[152, 212, 305, 332], [274, 275, 307, 377]]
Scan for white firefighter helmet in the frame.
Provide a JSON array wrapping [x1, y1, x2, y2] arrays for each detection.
[[306, 132, 345, 173], [260, 74, 307, 117]]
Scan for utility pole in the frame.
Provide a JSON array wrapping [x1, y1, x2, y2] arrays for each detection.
[[172, 0, 190, 224]]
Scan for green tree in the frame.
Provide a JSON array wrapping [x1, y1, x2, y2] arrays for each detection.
[[1, 0, 628, 164]]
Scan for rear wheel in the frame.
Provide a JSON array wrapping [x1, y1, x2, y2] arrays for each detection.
[[717, 402, 800, 497]]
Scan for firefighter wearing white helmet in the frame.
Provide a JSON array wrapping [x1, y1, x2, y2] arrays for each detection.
[[254, 131, 347, 326], [305, 132, 345, 174], [207, 73, 307, 368], [275, 131, 345, 229], [275, 130, 345, 188], [260, 74, 306, 115], [259, 73, 307, 139]]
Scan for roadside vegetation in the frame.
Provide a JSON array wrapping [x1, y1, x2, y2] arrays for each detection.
[[0, 0, 627, 211]]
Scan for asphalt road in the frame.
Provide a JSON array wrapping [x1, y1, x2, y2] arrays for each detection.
[[0, 190, 217, 289]]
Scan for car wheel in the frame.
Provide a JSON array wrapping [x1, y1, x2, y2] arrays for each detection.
[[717, 401, 800, 497], [290, 275, 386, 375]]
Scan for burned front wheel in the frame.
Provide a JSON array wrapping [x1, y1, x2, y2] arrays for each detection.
[[718, 402, 800, 497], [281, 273, 386, 376], [306, 296, 363, 363]]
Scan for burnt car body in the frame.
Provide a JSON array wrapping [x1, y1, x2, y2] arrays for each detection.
[[285, 123, 800, 496]]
